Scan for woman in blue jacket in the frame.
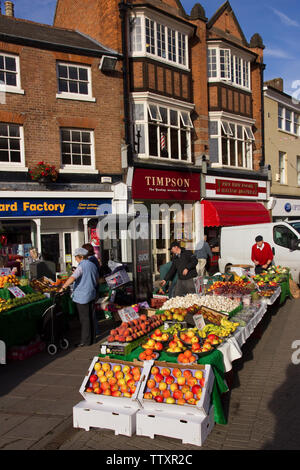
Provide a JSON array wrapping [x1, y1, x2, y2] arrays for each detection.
[[60, 247, 99, 347]]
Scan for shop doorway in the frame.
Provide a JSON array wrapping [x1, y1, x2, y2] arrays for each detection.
[[41, 231, 73, 273], [151, 220, 171, 281]]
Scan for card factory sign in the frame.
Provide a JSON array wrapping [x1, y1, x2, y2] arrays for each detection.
[[132, 168, 200, 200], [205, 176, 267, 200], [0, 198, 112, 217]]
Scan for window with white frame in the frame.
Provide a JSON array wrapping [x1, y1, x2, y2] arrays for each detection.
[[60, 128, 94, 168], [0, 123, 23, 165], [130, 15, 188, 68], [209, 119, 254, 169], [207, 47, 251, 90], [278, 103, 300, 136], [0, 53, 23, 94], [57, 62, 94, 100], [132, 101, 193, 161], [279, 151, 286, 184]]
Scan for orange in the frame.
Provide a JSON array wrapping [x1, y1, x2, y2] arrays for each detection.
[[145, 348, 153, 356], [184, 350, 192, 358]]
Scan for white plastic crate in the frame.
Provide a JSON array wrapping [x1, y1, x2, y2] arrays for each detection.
[[136, 405, 215, 447], [79, 356, 143, 408], [137, 360, 214, 416], [73, 400, 137, 436]]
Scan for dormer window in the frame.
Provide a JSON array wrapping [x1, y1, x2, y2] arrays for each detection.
[[130, 14, 189, 69]]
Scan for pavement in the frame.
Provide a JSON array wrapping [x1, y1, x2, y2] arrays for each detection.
[[1, 296, 300, 451]]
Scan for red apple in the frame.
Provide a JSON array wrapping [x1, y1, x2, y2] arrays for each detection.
[[192, 384, 201, 395], [173, 389, 183, 400], [154, 395, 164, 403], [147, 379, 156, 389], [154, 373, 164, 383], [89, 374, 98, 383], [161, 368, 171, 377]]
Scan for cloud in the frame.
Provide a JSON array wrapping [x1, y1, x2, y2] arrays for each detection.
[[271, 8, 300, 27], [264, 47, 295, 60]]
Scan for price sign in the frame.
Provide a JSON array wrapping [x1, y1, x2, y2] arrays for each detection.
[[8, 286, 26, 298], [0, 268, 11, 276], [118, 306, 139, 323], [193, 314, 206, 330]]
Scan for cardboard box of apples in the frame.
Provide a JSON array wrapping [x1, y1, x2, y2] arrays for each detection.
[[137, 360, 214, 416], [80, 356, 144, 408]]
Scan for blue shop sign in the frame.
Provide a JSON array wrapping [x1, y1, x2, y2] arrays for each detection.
[[0, 198, 112, 217]]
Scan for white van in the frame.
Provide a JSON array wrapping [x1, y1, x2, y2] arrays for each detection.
[[218, 220, 300, 282]]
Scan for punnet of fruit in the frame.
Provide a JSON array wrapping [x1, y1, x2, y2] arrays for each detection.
[[0, 274, 20, 288], [143, 365, 206, 406], [85, 361, 141, 397], [107, 314, 163, 343]]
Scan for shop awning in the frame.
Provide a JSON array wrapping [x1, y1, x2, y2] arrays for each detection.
[[201, 200, 271, 227]]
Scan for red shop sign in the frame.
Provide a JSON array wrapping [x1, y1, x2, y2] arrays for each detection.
[[132, 168, 200, 201]]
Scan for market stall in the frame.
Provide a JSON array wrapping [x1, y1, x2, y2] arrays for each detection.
[[0, 273, 72, 360], [72, 266, 292, 446]]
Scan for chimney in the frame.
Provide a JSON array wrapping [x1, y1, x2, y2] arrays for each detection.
[[264, 78, 283, 92], [4, 1, 14, 17]]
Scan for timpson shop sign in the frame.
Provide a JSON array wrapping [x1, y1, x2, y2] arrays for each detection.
[[131, 169, 200, 200]]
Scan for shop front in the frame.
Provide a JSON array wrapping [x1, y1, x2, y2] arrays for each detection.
[[202, 174, 270, 270], [271, 197, 300, 222], [0, 192, 112, 275], [131, 167, 201, 300]]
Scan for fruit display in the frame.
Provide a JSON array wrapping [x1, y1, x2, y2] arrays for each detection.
[[161, 294, 241, 314], [30, 277, 63, 293], [201, 317, 240, 338], [138, 349, 159, 361], [143, 364, 206, 406], [177, 350, 198, 364], [179, 328, 200, 345], [165, 334, 186, 355], [107, 314, 163, 343], [207, 280, 254, 297], [157, 307, 188, 322], [150, 329, 171, 342], [253, 266, 289, 285], [84, 360, 142, 397], [0, 292, 45, 312], [0, 274, 20, 288]]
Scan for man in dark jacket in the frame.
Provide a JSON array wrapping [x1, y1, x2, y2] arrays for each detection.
[[160, 241, 197, 297]]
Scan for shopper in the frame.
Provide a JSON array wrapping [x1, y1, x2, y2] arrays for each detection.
[[82, 243, 101, 276], [29, 247, 42, 263], [60, 247, 99, 347], [160, 241, 197, 296], [0, 254, 18, 274], [251, 235, 274, 274], [195, 235, 212, 276]]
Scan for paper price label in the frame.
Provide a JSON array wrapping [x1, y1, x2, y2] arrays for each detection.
[[8, 286, 26, 298], [0, 268, 11, 276], [193, 314, 206, 330], [118, 306, 139, 323]]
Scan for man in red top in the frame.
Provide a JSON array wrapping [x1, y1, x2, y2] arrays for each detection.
[[251, 235, 274, 274]]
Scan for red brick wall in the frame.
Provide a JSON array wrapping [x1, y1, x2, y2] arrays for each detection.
[[0, 42, 123, 174]]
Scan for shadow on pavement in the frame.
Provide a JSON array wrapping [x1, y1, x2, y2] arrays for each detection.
[[263, 362, 300, 450], [0, 316, 113, 397]]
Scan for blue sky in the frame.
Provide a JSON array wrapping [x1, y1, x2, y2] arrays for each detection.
[[10, 0, 300, 96]]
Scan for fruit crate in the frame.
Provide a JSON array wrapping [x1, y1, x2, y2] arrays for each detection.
[[136, 404, 214, 447], [150, 297, 168, 308], [73, 400, 137, 437], [100, 334, 148, 356], [79, 356, 143, 408], [137, 360, 214, 416]]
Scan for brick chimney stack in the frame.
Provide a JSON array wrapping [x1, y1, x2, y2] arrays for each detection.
[[4, 1, 14, 17]]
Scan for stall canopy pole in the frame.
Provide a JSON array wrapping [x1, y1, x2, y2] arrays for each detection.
[[32, 219, 41, 252]]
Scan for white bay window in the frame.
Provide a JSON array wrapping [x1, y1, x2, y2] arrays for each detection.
[[209, 118, 254, 169], [208, 46, 251, 90], [130, 15, 189, 68], [132, 99, 193, 162]]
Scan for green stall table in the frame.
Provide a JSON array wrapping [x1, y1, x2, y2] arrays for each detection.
[[99, 346, 228, 425], [0, 297, 52, 348]]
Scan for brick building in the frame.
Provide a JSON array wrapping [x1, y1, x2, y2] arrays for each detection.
[[0, 2, 126, 274], [54, 0, 271, 296]]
